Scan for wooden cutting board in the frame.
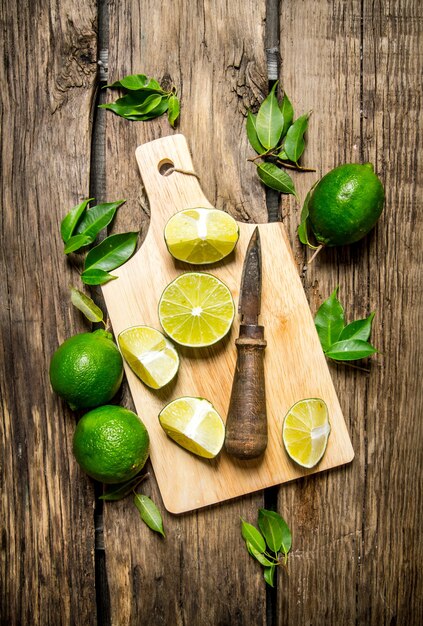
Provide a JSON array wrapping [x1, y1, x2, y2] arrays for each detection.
[[102, 134, 354, 514]]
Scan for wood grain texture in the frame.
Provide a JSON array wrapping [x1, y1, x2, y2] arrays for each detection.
[[0, 0, 98, 624], [276, 1, 423, 624], [276, 1, 375, 623], [358, 1, 423, 622], [103, 1, 270, 624], [2, 0, 421, 624]]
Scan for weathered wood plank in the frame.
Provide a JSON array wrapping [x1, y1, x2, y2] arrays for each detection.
[[0, 1, 98, 623], [358, 1, 423, 622], [277, 1, 423, 624], [103, 0, 270, 623], [277, 1, 367, 624]]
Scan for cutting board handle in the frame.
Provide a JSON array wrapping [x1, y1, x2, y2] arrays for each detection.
[[135, 134, 214, 235]]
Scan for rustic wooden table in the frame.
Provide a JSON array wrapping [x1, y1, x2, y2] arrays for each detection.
[[1, 1, 421, 624]]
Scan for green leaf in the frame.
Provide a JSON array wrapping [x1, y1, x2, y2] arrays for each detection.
[[99, 91, 153, 116], [120, 97, 170, 121], [64, 234, 93, 254], [241, 519, 266, 553], [60, 198, 93, 243], [297, 220, 309, 246], [246, 111, 266, 154], [257, 162, 297, 196], [297, 185, 320, 249], [105, 90, 169, 120], [283, 112, 310, 164], [258, 509, 292, 554], [263, 565, 276, 587], [339, 312, 375, 342], [277, 150, 289, 160], [81, 269, 118, 286], [298, 189, 312, 246], [314, 287, 345, 352], [134, 494, 165, 536], [167, 94, 180, 127], [138, 97, 170, 119], [246, 542, 275, 567], [280, 93, 294, 137], [106, 74, 149, 90], [258, 509, 283, 553], [146, 78, 163, 91], [99, 100, 139, 117], [105, 74, 166, 93], [84, 232, 138, 273], [325, 339, 377, 361], [100, 474, 147, 501], [100, 86, 171, 121], [75, 200, 125, 240], [256, 83, 284, 150], [70, 287, 104, 323], [132, 94, 164, 114]]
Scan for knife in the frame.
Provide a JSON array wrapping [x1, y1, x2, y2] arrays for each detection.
[[224, 227, 267, 459]]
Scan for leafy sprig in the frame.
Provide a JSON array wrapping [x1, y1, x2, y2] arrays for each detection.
[[101, 475, 165, 537], [315, 287, 378, 361], [100, 73, 180, 127], [246, 82, 314, 198], [241, 509, 292, 587], [60, 198, 138, 285]]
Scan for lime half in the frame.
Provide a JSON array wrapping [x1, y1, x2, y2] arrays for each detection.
[[164, 207, 239, 264], [282, 398, 331, 468], [158, 272, 235, 347], [159, 397, 225, 458], [118, 326, 179, 389]]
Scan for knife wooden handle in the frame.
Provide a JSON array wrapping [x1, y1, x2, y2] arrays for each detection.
[[224, 324, 267, 459]]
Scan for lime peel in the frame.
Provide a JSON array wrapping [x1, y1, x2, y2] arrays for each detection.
[[305, 163, 385, 249]]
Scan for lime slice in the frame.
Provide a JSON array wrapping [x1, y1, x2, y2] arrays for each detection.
[[158, 272, 235, 347], [118, 326, 179, 389], [282, 398, 331, 468], [159, 397, 225, 458], [164, 207, 239, 264]]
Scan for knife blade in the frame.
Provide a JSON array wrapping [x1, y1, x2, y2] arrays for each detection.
[[224, 227, 268, 460]]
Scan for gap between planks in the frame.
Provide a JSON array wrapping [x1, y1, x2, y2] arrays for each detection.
[[91, 0, 282, 624]]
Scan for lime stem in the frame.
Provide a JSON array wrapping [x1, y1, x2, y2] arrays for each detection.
[[131, 473, 150, 497], [307, 244, 324, 264], [247, 149, 273, 163], [264, 551, 279, 562], [330, 360, 371, 373], [276, 160, 316, 172]]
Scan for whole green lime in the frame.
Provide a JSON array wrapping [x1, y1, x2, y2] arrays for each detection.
[[49, 329, 123, 410], [307, 163, 385, 246], [73, 405, 150, 483]]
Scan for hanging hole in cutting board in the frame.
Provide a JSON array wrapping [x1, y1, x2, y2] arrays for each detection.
[[158, 158, 201, 180], [158, 158, 174, 175]]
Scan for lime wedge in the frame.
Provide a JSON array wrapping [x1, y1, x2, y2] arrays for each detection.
[[164, 207, 239, 264], [282, 398, 331, 468], [158, 272, 235, 347], [118, 326, 179, 389], [159, 397, 225, 458]]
